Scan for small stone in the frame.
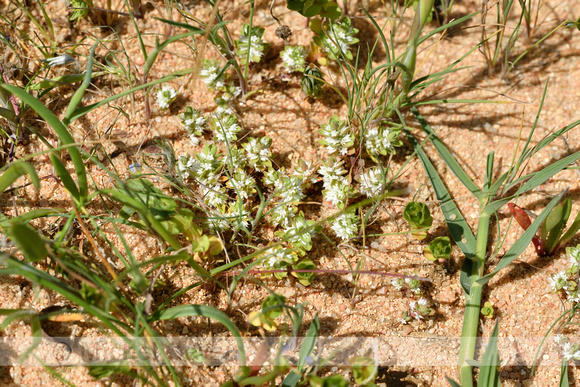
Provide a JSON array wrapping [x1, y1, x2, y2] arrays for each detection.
[[135, 56, 144, 66], [436, 287, 457, 303]]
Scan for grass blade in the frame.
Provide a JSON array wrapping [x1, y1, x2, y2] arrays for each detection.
[[484, 151, 580, 215], [68, 67, 195, 122], [0, 161, 39, 193], [405, 130, 477, 256], [63, 43, 97, 126], [477, 190, 566, 286], [412, 108, 482, 198], [559, 361, 569, 387], [298, 315, 319, 371], [405, 129, 476, 294], [476, 319, 502, 387], [1, 84, 87, 204]]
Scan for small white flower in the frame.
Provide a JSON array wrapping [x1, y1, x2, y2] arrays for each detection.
[[330, 212, 359, 241], [566, 288, 580, 303], [200, 60, 226, 89], [293, 159, 318, 186], [200, 184, 228, 208], [42, 53, 76, 67], [562, 342, 575, 361], [244, 137, 272, 169], [321, 18, 358, 59], [284, 216, 316, 247], [550, 271, 569, 292], [554, 334, 565, 344], [210, 113, 241, 143], [263, 168, 281, 187], [236, 24, 268, 64], [568, 247, 580, 272], [228, 169, 256, 200], [177, 154, 197, 179], [269, 203, 296, 227], [280, 46, 307, 73], [222, 83, 242, 101], [359, 167, 385, 198], [319, 159, 347, 188], [262, 247, 294, 270], [279, 176, 305, 203], [392, 279, 404, 291], [405, 277, 421, 294], [206, 211, 230, 232], [156, 85, 177, 110], [319, 116, 354, 156], [323, 177, 350, 207]]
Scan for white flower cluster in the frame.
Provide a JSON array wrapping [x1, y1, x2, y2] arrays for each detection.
[[392, 275, 422, 295], [181, 107, 207, 146], [392, 278, 404, 291], [227, 169, 256, 200], [200, 184, 228, 208], [210, 111, 241, 143], [222, 83, 242, 102], [262, 166, 315, 228], [239, 35, 265, 61], [405, 276, 422, 295], [177, 154, 197, 180], [263, 246, 295, 270], [293, 159, 318, 186], [318, 115, 354, 156], [319, 158, 352, 209], [243, 137, 272, 170], [280, 45, 307, 73], [319, 18, 359, 60], [409, 298, 430, 321], [549, 245, 580, 304], [236, 24, 268, 64], [284, 216, 316, 247], [554, 335, 580, 362], [359, 167, 385, 198], [156, 85, 177, 110], [199, 59, 225, 90], [270, 202, 297, 228], [365, 127, 393, 155], [330, 212, 359, 241], [194, 145, 223, 184]]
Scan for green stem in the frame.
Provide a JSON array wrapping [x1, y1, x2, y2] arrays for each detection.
[[458, 209, 491, 386]]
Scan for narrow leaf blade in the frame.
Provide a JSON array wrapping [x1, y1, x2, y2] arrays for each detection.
[[412, 108, 482, 198], [477, 190, 566, 286]]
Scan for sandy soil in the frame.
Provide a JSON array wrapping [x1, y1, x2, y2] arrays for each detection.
[[1, 0, 580, 385]]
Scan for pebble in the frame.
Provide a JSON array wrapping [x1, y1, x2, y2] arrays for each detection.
[[436, 287, 457, 303], [135, 56, 144, 66]]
